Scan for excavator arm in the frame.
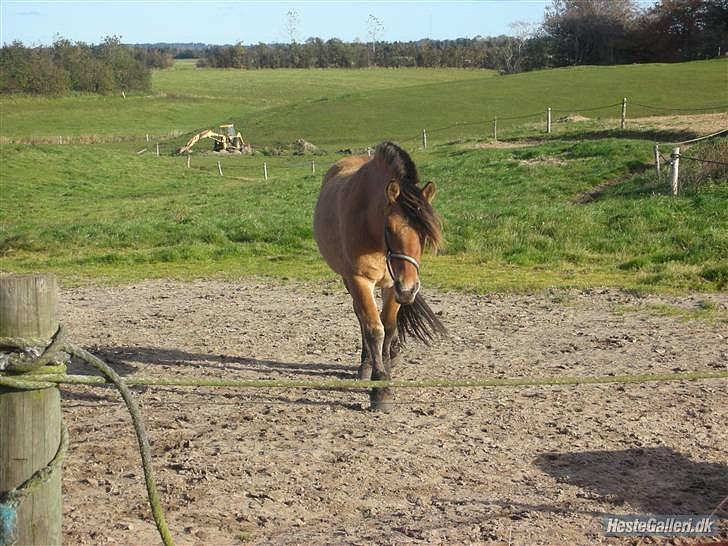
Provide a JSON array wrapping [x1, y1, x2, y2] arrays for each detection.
[[177, 129, 226, 154]]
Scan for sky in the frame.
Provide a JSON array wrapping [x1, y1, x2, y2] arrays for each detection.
[[1, 1, 561, 46]]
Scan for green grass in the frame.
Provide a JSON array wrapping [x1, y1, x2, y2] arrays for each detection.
[[1, 135, 726, 292], [1, 59, 726, 292], [0, 62, 493, 139], [239, 59, 728, 146], [617, 300, 728, 324]]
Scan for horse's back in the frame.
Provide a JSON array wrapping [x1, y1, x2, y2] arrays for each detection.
[[314, 155, 371, 276]]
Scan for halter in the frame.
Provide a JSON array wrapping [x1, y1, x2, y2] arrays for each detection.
[[384, 226, 420, 281]]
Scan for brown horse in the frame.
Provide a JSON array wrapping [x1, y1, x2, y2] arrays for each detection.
[[313, 141, 446, 410]]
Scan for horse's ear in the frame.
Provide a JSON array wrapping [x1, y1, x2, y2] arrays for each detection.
[[386, 180, 400, 203], [422, 181, 437, 203]]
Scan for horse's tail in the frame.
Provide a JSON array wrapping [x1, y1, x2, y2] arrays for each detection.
[[396, 293, 447, 346]]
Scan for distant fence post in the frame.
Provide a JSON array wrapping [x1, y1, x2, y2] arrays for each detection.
[[670, 147, 680, 196], [217, 161, 223, 176], [546, 108, 552, 134], [156, 143, 160, 157], [264, 162, 268, 180], [621, 97, 627, 130], [0, 275, 63, 546], [186, 155, 191, 169], [492, 117, 497, 141], [422, 129, 428, 150], [654, 144, 660, 180], [146, 134, 150, 143]]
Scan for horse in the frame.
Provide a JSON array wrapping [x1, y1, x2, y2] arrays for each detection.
[[313, 141, 446, 411]]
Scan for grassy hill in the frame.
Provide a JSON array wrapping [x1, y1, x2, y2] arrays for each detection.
[[1, 60, 726, 292]]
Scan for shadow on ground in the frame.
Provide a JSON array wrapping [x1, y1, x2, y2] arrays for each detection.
[[61, 345, 358, 403], [535, 447, 728, 514]]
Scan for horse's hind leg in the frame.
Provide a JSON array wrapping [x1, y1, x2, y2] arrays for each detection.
[[358, 322, 373, 380], [347, 276, 393, 411], [380, 286, 402, 371]]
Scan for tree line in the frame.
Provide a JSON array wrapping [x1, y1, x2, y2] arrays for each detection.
[[0, 36, 173, 95], [1, 0, 725, 95], [196, 0, 726, 72]]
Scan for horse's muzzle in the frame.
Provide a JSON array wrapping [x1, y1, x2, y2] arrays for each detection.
[[394, 280, 420, 305]]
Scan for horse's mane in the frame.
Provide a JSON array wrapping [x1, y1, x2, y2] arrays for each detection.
[[375, 141, 442, 251]]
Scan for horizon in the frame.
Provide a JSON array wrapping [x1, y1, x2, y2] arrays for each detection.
[[1, 0, 657, 48]]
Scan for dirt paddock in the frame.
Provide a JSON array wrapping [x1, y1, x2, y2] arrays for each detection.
[[56, 280, 727, 545]]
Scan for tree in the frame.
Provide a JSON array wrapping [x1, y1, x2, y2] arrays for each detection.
[[631, 0, 728, 61], [367, 14, 384, 64], [543, 0, 639, 65]]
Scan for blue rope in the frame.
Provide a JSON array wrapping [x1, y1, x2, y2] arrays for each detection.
[[0, 502, 17, 546]]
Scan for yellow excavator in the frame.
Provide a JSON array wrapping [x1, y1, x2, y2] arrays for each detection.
[[177, 124, 251, 154]]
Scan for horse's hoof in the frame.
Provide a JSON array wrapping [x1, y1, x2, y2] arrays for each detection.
[[388, 353, 402, 370], [357, 364, 372, 381], [370, 388, 394, 412]]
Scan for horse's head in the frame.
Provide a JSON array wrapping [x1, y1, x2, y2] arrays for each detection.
[[384, 179, 438, 305]]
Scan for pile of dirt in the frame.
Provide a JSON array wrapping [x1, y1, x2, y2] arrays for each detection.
[[260, 140, 326, 156], [557, 115, 591, 123]]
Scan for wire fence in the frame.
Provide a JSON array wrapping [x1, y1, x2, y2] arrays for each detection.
[[137, 97, 726, 200]]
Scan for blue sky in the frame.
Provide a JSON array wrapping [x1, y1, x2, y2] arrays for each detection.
[[1, 1, 560, 45]]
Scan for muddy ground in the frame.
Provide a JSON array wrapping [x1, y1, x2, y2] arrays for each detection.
[[55, 279, 727, 545]]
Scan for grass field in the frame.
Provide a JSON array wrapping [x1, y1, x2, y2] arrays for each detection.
[[1, 59, 726, 292]]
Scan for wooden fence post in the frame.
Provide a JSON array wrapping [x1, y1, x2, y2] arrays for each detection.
[[654, 143, 660, 180], [621, 97, 627, 130], [156, 143, 160, 157], [546, 108, 552, 134], [422, 129, 428, 150], [264, 162, 268, 180], [186, 155, 191, 169], [0, 275, 63, 546], [311, 160, 316, 175], [492, 118, 497, 141], [217, 161, 223, 176], [670, 147, 680, 196]]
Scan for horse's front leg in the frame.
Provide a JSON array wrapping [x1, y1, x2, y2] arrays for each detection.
[[348, 276, 393, 411]]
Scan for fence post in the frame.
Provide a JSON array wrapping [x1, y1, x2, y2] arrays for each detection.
[[0, 275, 63, 546], [311, 160, 316, 175], [264, 162, 268, 180], [217, 161, 223, 176], [422, 129, 428, 150], [670, 147, 680, 196], [186, 155, 191, 169], [156, 143, 160, 157], [492, 117, 497, 141], [654, 143, 660, 180], [546, 108, 552, 134], [621, 97, 627, 130]]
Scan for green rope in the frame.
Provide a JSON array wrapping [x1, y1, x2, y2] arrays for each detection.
[[0, 422, 69, 507], [7, 369, 727, 390], [1, 422, 68, 546], [0, 330, 174, 546], [63, 345, 174, 546], [0, 325, 67, 374]]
